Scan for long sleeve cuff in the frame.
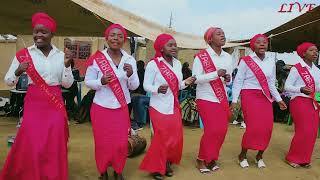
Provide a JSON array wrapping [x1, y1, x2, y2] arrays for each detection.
[[5, 75, 20, 87], [195, 71, 218, 84], [180, 80, 187, 90], [61, 67, 74, 88], [128, 72, 140, 90]]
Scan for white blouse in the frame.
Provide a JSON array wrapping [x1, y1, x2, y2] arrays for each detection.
[[85, 49, 139, 109], [144, 57, 186, 114], [4, 44, 74, 88], [284, 60, 320, 99], [192, 47, 234, 103], [232, 52, 282, 103]]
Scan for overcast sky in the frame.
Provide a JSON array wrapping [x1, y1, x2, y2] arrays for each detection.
[[105, 0, 318, 40]]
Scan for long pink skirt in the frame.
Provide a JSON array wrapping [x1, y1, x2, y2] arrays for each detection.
[[241, 89, 273, 151], [90, 103, 129, 174], [139, 107, 183, 175], [197, 99, 228, 162], [286, 97, 319, 164], [0, 85, 69, 180]]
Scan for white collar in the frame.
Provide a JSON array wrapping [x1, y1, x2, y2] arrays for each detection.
[[299, 59, 315, 70], [28, 44, 60, 57], [157, 56, 178, 63], [207, 46, 227, 57], [251, 52, 271, 61], [104, 48, 131, 62]]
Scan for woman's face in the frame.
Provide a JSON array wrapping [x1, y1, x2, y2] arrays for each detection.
[[304, 46, 319, 62], [162, 39, 178, 58], [210, 28, 226, 47], [254, 37, 268, 55], [107, 28, 124, 50], [33, 24, 53, 48]]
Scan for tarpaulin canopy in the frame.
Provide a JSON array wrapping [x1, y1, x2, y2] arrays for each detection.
[[231, 6, 320, 52]]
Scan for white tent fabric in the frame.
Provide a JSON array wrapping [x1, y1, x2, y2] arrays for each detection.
[[71, 0, 244, 49]]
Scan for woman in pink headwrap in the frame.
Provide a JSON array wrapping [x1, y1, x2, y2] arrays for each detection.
[[192, 27, 233, 173], [139, 34, 196, 180], [231, 34, 287, 169], [284, 42, 319, 168], [85, 24, 139, 180], [1, 12, 74, 180]]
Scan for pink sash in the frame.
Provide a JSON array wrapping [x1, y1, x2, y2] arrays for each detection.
[[153, 58, 180, 110], [294, 63, 318, 109], [15, 48, 67, 118], [242, 56, 273, 102], [89, 51, 127, 108], [196, 50, 231, 117]]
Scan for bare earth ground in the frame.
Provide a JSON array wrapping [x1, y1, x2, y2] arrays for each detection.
[[0, 117, 320, 180]]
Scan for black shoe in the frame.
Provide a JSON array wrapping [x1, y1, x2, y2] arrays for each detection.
[[165, 162, 173, 177], [114, 171, 124, 180], [152, 172, 164, 180], [100, 172, 108, 180]]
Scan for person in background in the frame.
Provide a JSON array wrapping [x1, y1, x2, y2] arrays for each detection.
[[284, 42, 320, 168], [231, 34, 287, 169], [229, 68, 246, 129], [62, 59, 79, 121], [85, 23, 139, 180], [273, 60, 290, 123], [182, 62, 192, 80], [1, 12, 73, 180], [131, 60, 150, 130]]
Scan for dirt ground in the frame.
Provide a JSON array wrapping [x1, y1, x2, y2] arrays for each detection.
[[1, 117, 320, 180]]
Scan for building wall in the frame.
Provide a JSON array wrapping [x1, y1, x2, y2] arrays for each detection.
[[0, 42, 17, 90]]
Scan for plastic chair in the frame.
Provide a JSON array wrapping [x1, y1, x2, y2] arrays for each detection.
[[287, 114, 293, 126], [315, 92, 320, 102], [199, 116, 204, 129]]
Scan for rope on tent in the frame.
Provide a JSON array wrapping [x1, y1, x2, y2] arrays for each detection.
[[268, 18, 320, 38], [92, 12, 107, 28]]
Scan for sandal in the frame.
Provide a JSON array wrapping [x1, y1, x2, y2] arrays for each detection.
[[196, 159, 211, 174], [286, 160, 300, 168], [255, 159, 266, 168], [300, 163, 312, 169], [239, 159, 249, 168], [152, 173, 164, 180], [211, 165, 220, 171]]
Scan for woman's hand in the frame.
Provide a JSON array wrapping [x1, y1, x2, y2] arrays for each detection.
[[15, 61, 29, 76], [158, 85, 169, 94], [300, 86, 313, 95], [123, 63, 133, 77], [101, 73, 112, 85], [278, 100, 287, 110], [224, 74, 231, 82], [64, 48, 73, 68], [185, 76, 196, 86]]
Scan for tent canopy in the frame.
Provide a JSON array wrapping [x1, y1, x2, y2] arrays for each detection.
[[231, 6, 320, 52], [0, 0, 242, 49], [265, 6, 320, 52]]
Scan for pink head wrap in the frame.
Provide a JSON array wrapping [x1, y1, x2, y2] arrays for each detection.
[[296, 42, 316, 58], [250, 34, 268, 51], [204, 27, 220, 44], [104, 24, 128, 42], [32, 12, 57, 33], [153, 33, 175, 58]]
